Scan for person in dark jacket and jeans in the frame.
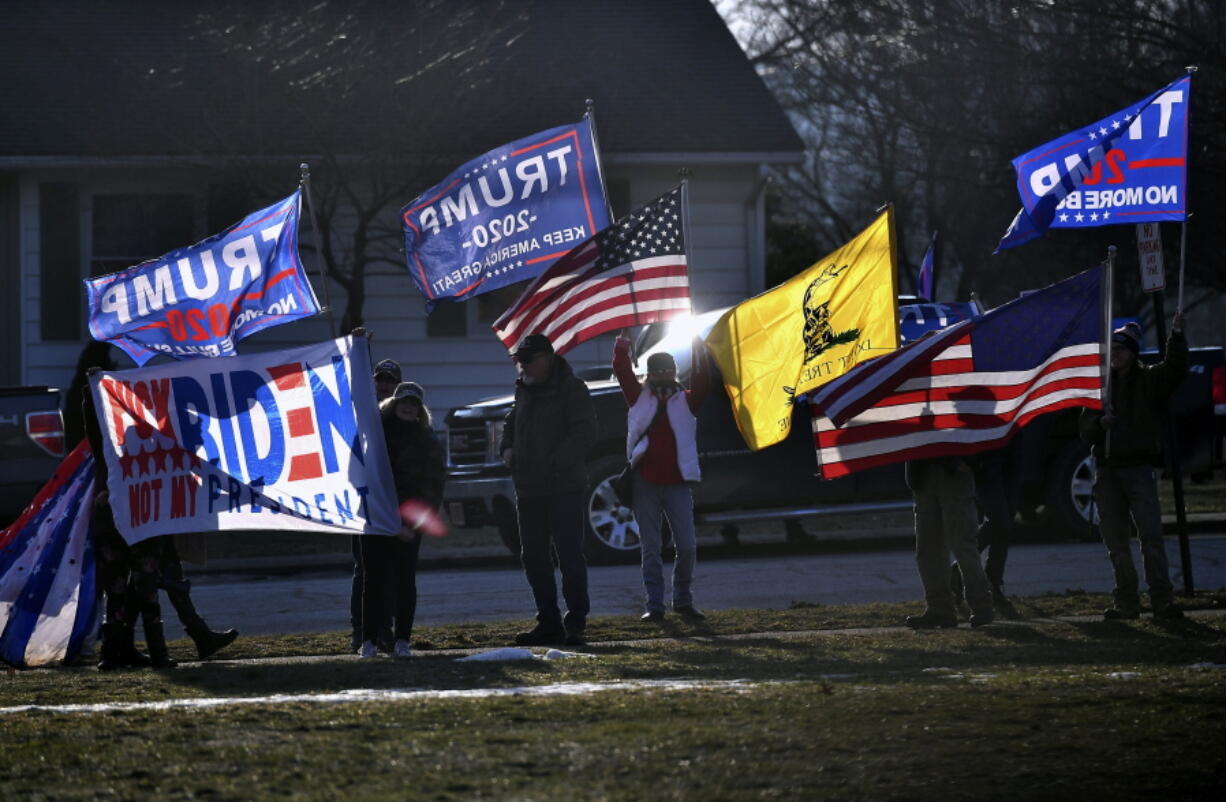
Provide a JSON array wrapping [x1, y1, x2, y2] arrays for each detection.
[[499, 333, 597, 646], [1079, 317, 1188, 620], [359, 381, 445, 659]]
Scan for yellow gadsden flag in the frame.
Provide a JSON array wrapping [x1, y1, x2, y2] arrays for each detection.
[[706, 207, 900, 450]]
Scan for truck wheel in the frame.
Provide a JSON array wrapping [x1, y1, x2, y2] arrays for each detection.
[[1044, 440, 1099, 539], [584, 454, 642, 564]]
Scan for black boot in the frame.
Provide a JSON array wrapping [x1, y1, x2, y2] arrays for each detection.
[[119, 619, 151, 668], [167, 576, 238, 659], [142, 613, 177, 669], [97, 622, 130, 672], [187, 624, 239, 660]]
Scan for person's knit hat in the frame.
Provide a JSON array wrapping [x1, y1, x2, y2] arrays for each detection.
[[646, 352, 677, 374], [512, 333, 554, 362], [373, 359, 402, 382], [1111, 322, 1143, 354], [392, 381, 424, 403]]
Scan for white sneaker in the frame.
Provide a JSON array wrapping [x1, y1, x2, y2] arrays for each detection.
[[358, 640, 377, 659], [393, 639, 412, 659]]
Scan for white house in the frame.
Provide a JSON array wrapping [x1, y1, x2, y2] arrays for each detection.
[[0, 0, 803, 415]]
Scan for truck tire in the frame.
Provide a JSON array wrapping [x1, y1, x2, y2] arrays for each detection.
[[583, 454, 643, 564], [1043, 439, 1100, 539]]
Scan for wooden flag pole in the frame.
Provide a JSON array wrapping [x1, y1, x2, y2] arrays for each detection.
[[299, 163, 337, 337]]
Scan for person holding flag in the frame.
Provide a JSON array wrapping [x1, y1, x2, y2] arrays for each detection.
[[1079, 317, 1187, 621], [612, 333, 710, 623]]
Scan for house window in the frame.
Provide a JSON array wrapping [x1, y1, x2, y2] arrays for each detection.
[[425, 280, 532, 339], [39, 183, 82, 341], [90, 194, 195, 278], [425, 301, 467, 337], [476, 281, 530, 326], [38, 189, 196, 341]]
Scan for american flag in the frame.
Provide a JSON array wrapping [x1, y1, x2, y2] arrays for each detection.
[[0, 442, 98, 668], [808, 266, 1104, 479], [492, 186, 690, 356]]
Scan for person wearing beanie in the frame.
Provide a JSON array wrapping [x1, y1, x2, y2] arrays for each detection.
[[349, 357, 406, 651], [613, 334, 710, 623], [1079, 313, 1188, 620], [358, 381, 444, 659], [499, 333, 597, 646]]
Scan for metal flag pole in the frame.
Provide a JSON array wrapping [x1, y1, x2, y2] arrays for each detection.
[[678, 170, 694, 308], [299, 162, 337, 337], [1150, 285, 1194, 595], [1178, 64, 1197, 315], [1102, 245, 1116, 462], [1177, 214, 1189, 315], [584, 98, 616, 226]]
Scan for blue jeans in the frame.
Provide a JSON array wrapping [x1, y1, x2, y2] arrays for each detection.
[[1094, 464, 1174, 609], [516, 491, 590, 632], [632, 475, 697, 613]]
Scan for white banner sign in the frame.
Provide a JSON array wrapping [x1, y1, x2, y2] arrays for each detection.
[[88, 336, 399, 544], [1136, 222, 1166, 293]]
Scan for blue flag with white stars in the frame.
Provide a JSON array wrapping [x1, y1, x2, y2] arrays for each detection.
[[996, 75, 1191, 252]]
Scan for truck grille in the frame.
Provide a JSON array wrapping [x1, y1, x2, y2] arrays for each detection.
[[448, 421, 489, 467]]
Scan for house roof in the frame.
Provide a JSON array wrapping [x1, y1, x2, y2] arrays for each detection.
[[0, 0, 803, 162]]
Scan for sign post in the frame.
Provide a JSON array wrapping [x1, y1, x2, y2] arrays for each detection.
[[1136, 223, 1166, 293], [1137, 223, 1193, 595]]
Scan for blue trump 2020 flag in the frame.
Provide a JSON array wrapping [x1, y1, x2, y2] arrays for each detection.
[[401, 119, 610, 310], [86, 191, 321, 365], [996, 75, 1191, 252]]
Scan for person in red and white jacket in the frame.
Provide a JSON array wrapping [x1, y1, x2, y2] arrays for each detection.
[[613, 334, 710, 622]]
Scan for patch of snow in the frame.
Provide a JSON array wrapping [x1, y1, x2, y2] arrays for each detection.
[[0, 679, 778, 716]]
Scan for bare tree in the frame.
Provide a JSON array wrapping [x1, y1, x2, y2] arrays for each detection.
[[146, 0, 528, 330], [725, 0, 1224, 308]]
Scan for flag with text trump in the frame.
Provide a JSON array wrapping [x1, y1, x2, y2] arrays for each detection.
[[995, 75, 1190, 252], [87, 336, 400, 544], [808, 266, 1104, 478], [492, 185, 690, 355], [86, 191, 321, 365], [402, 119, 610, 310]]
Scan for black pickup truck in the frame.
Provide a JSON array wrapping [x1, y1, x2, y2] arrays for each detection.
[[443, 306, 1225, 563], [0, 387, 66, 526]]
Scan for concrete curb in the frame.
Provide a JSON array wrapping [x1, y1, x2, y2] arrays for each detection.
[[187, 513, 1226, 576]]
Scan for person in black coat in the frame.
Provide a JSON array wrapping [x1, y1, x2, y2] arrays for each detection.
[[358, 381, 445, 659], [498, 333, 597, 647]]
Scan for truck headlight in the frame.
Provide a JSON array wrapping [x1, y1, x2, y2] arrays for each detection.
[[485, 420, 506, 464]]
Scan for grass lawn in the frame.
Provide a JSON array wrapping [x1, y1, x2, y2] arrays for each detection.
[[3, 592, 1225, 800]]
